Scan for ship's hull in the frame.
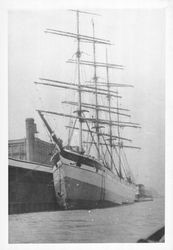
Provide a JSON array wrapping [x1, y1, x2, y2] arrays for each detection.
[[53, 151, 137, 209]]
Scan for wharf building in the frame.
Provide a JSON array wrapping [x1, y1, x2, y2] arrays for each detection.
[[8, 118, 54, 165], [8, 118, 57, 214]]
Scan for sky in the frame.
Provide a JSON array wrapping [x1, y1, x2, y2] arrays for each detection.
[[8, 9, 165, 194]]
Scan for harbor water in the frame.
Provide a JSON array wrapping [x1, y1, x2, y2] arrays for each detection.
[[9, 197, 164, 243]]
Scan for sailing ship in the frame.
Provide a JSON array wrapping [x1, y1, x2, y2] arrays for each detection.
[[35, 10, 141, 209]]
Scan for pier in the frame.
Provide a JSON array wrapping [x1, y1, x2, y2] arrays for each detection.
[[9, 158, 59, 214], [8, 118, 59, 214]]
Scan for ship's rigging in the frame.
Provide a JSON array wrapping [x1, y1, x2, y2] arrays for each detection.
[[35, 9, 141, 183]]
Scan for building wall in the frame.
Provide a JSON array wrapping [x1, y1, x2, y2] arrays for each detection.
[[8, 118, 54, 165], [8, 139, 26, 161]]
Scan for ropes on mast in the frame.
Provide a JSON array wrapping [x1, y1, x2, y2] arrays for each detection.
[[35, 9, 141, 182]]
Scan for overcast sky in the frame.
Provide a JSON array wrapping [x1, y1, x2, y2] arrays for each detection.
[[8, 9, 165, 194]]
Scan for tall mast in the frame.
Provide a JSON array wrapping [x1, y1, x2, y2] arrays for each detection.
[[92, 19, 100, 159], [117, 88, 122, 178], [40, 9, 141, 164], [76, 10, 83, 152], [44, 10, 111, 152], [106, 49, 113, 170]]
